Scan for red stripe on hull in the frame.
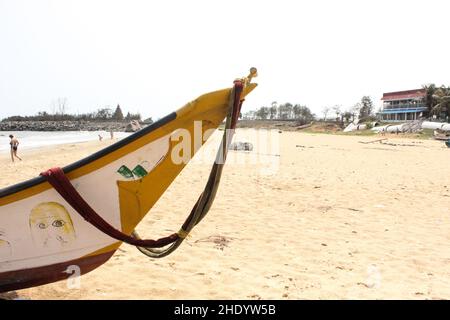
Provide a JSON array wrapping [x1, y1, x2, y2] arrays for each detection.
[[0, 250, 115, 293]]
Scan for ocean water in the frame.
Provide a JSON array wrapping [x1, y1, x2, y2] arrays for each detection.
[[0, 131, 132, 152]]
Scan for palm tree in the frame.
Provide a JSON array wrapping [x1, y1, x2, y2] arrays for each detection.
[[423, 84, 437, 115], [431, 86, 450, 117]]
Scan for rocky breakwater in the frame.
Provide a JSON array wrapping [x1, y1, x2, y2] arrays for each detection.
[[0, 120, 147, 132]]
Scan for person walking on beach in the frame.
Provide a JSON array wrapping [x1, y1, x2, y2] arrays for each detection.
[[9, 135, 22, 162]]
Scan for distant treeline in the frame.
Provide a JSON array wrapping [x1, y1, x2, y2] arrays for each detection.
[[243, 96, 377, 125], [242, 102, 315, 125], [1, 105, 149, 123]]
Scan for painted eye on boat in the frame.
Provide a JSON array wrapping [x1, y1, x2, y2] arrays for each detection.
[[52, 220, 65, 228], [38, 223, 47, 229]]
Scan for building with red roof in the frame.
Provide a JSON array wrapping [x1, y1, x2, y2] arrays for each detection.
[[378, 89, 427, 121]]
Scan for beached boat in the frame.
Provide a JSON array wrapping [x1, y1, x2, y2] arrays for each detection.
[[433, 129, 450, 141], [0, 69, 258, 292]]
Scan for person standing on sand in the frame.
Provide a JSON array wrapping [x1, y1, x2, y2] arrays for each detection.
[[9, 135, 22, 162], [110, 130, 114, 140]]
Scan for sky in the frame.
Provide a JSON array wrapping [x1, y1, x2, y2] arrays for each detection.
[[1, 0, 450, 120]]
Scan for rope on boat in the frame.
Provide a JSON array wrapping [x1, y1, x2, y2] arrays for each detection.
[[132, 85, 243, 257], [40, 80, 245, 259]]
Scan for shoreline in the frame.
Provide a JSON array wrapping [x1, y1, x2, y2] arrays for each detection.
[[0, 139, 117, 190], [0, 130, 131, 153]]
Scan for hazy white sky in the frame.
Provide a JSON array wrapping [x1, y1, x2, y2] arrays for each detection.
[[1, 0, 449, 120]]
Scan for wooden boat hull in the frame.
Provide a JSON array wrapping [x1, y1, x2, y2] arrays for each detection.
[[0, 251, 114, 293], [0, 82, 257, 292]]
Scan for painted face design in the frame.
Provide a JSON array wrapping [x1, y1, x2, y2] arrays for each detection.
[[30, 202, 76, 249]]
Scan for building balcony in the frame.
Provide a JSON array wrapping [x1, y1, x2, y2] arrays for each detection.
[[379, 107, 427, 115], [382, 103, 426, 110]]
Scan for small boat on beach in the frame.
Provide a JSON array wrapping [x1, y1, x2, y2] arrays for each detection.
[[433, 129, 450, 141], [0, 69, 258, 292]]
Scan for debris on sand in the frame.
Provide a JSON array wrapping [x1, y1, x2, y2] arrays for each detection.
[[195, 235, 233, 250], [359, 139, 425, 147], [230, 142, 253, 151], [358, 138, 388, 144]]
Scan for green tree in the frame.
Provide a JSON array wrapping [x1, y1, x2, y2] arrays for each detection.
[[430, 86, 450, 118], [270, 101, 278, 119], [296, 105, 315, 125], [269, 106, 277, 119], [293, 104, 302, 119], [95, 108, 113, 120], [342, 111, 353, 123], [113, 104, 124, 120], [359, 96, 374, 119], [256, 106, 269, 120], [423, 83, 437, 114], [286, 103, 294, 119], [278, 103, 292, 120], [423, 84, 450, 119]]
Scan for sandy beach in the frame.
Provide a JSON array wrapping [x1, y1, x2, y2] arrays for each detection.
[[1, 130, 449, 300]]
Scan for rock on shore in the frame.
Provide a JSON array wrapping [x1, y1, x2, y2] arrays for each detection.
[[0, 120, 147, 132], [125, 120, 142, 132]]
